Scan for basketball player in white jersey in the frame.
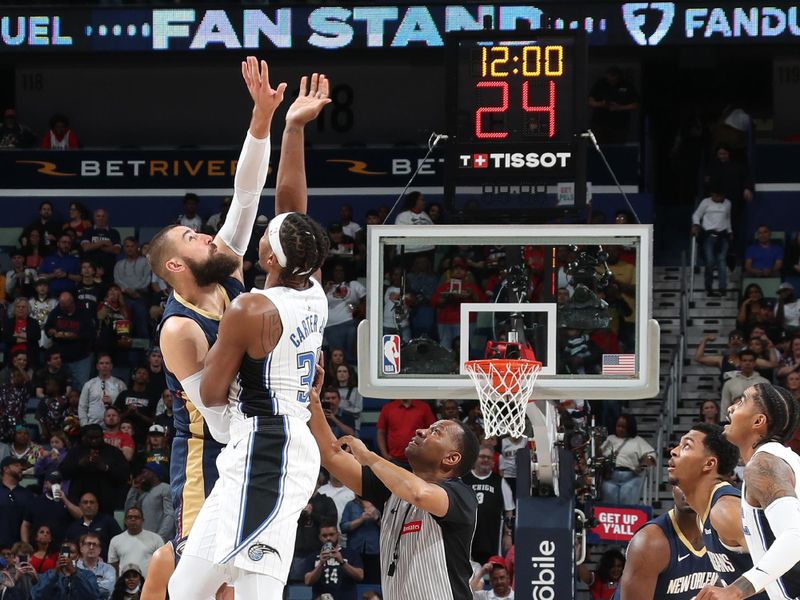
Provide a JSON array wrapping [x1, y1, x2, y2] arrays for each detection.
[[696, 383, 800, 600], [168, 212, 330, 599]]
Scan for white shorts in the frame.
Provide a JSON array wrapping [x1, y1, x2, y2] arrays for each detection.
[[183, 415, 321, 582]]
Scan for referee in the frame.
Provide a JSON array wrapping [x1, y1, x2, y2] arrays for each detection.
[[308, 366, 480, 600]]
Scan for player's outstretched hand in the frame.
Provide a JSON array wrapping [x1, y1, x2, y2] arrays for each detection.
[[286, 73, 332, 127], [694, 584, 746, 600], [241, 56, 287, 119], [338, 435, 370, 464]]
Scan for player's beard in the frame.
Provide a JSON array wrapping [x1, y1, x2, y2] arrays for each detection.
[[185, 253, 239, 287]]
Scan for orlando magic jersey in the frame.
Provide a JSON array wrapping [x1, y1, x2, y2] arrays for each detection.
[[229, 278, 328, 423], [613, 509, 717, 599], [160, 277, 245, 439], [741, 442, 800, 600], [700, 482, 768, 599]]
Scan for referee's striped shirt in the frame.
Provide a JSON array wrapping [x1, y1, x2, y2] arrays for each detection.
[[361, 466, 478, 600]]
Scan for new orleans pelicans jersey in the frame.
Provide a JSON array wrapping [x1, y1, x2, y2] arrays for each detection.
[[741, 442, 800, 600], [228, 277, 328, 423]]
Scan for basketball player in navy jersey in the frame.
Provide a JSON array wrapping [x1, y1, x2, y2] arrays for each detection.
[[667, 423, 768, 599], [144, 58, 331, 590], [613, 484, 717, 599], [167, 212, 330, 599], [695, 383, 800, 600]]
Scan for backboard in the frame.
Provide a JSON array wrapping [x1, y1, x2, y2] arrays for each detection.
[[357, 224, 659, 400]]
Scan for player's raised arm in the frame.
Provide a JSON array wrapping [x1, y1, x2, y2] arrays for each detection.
[[275, 73, 331, 215], [616, 524, 669, 600], [214, 56, 286, 265]]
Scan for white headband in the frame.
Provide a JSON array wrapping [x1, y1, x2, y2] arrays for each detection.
[[268, 212, 292, 267]]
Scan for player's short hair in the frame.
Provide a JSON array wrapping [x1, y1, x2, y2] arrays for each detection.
[[452, 419, 480, 478], [751, 383, 800, 445], [277, 213, 329, 284], [146, 224, 179, 281], [691, 422, 739, 476]]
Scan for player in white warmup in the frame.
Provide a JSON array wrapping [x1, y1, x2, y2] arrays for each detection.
[[696, 382, 800, 600], [168, 211, 330, 599]]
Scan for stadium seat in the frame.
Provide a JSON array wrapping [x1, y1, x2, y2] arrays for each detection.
[[117, 226, 136, 241], [139, 226, 163, 244], [0, 227, 22, 247], [356, 583, 383, 598], [286, 585, 313, 600]]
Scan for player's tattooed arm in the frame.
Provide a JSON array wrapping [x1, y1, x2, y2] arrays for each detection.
[[744, 452, 797, 509]]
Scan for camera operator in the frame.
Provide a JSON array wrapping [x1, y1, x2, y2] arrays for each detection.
[[303, 521, 364, 600], [30, 541, 101, 600]]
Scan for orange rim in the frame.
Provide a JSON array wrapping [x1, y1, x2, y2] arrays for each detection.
[[464, 359, 542, 374]]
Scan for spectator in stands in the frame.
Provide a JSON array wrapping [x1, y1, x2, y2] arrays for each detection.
[[22, 471, 80, 547], [143, 348, 166, 400], [719, 349, 770, 416], [469, 555, 513, 600], [28, 525, 58, 574], [142, 426, 168, 473], [693, 330, 746, 385], [432, 257, 486, 351], [78, 355, 126, 427], [114, 368, 157, 444], [324, 348, 346, 387], [35, 385, 70, 448], [0, 457, 34, 549], [698, 400, 721, 425], [776, 282, 800, 334], [704, 143, 754, 207], [600, 414, 656, 505], [76, 533, 115, 600], [0, 376, 30, 443], [318, 474, 356, 525], [383, 265, 412, 343], [9, 426, 41, 474], [21, 230, 49, 270], [80, 209, 121, 284], [60, 426, 129, 515], [376, 398, 436, 466], [588, 66, 640, 144], [113, 238, 151, 339], [340, 497, 381, 584], [787, 371, 800, 402], [95, 286, 133, 377], [439, 399, 462, 421], [777, 336, 800, 385], [5, 251, 37, 300], [406, 254, 438, 339], [8, 542, 37, 599], [463, 447, 514, 565], [0, 349, 33, 387], [75, 261, 105, 316], [0, 107, 36, 149], [499, 435, 527, 497], [44, 292, 95, 390], [292, 475, 339, 582], [63, 492, 121, 561], [21, 201, 62, 250], [29, 280, 57, 335], [339, 204, 361, 239], [744, 224, 783, 277], [176, 193, 203, 232], [335, 364, 363, 427], [63, 203, 92, 240], [321, 387, 356, 439], [324, 263, 367, 363], [427, 202, 444, 225], [110, 563, 144, 600], [38, 234, 80, 298], [737, 282, 764, 327], [34, 350, 72, 399], [30, 539, 101, 600], [303, 521, 364, 599], [102, 407, 134, 463], [5, 298, 41, 368], [107, 507, 163, 578], [327, 222, 356, 258], [33, 432, 68, 484], [692, 185, 732, 297], [40, 114, 80, 150], [394, 191, 435, 268], [577, 547, 625, 600], [203, 196, 231, 234], [123, 464, 173, 543]]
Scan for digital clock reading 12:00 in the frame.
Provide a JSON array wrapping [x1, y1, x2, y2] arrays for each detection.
[[455, 36, 578, 145]]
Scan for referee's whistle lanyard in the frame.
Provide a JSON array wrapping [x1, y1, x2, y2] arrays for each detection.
[[387, 502, 415, 577]]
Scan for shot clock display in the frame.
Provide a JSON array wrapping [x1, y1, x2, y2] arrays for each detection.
[[444, 31, 587, 219]]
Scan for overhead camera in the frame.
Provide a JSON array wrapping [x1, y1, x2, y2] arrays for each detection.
[[560, 245, 612, 330]]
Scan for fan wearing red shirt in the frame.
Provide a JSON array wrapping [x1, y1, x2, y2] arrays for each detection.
[[431, 257, 486, 352], [376, 399, 435, 465], [102, 406, 135, 462]]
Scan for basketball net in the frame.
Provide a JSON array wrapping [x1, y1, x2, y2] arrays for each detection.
[[464, 359, 542, 438]]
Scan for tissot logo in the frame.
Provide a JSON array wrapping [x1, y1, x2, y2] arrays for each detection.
[[622, 3, 676, 46], [459, 152, 571, 170]]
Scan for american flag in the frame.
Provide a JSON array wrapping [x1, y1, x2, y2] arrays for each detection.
[[602, 354, 636, 375]]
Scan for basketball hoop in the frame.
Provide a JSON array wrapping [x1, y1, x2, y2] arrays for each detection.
[[464, 359, 542, 438]]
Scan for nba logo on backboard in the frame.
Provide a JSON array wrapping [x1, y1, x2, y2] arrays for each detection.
[[382, 335, 401, 374]]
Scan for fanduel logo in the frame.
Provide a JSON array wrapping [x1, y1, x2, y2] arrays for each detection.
[[530, 540, 556, 600], [622, 3, 676, 45]]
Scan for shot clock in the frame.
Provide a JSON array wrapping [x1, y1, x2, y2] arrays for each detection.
[[444, 31, 587, 219]]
